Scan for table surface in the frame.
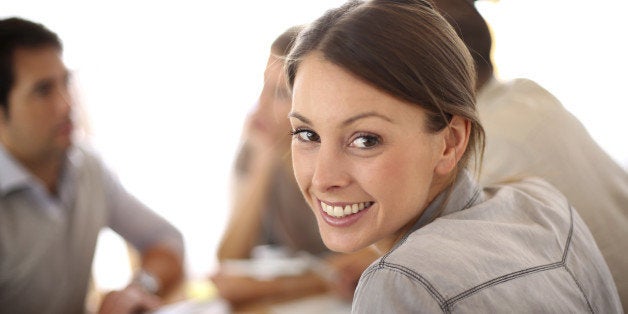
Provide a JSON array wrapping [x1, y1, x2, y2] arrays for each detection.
[[161, 280, 351, 314]]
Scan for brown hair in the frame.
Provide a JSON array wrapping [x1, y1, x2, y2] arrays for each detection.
[[430, 0, 493, 90], [271, 25, 305, 58], [286, 0, 484, 170]]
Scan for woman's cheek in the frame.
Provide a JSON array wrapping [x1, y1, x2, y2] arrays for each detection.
[[292, 148, 314, 194]]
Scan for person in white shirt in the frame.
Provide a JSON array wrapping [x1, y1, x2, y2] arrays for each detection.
[[431, 0, 628, 309]]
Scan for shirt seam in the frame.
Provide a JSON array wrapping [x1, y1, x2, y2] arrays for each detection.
[[375, 186, 481, 266], [369, 203, 582, 312], [564, 264, 595, 313]]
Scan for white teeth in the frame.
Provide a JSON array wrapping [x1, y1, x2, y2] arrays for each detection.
[[320, 201, 372, 218], [343, 205, 352, 215], [333, 206, 343, 217], [325, 203, 333, 215]]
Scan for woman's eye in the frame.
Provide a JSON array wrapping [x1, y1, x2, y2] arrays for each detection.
[[351, 134, 380, 148], [292, 129, 320, 143]]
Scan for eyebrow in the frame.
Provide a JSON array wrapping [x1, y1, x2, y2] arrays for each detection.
[[288, 111, 393, 126], [288, 112, 311, 124], [31, 69, 71, 87]]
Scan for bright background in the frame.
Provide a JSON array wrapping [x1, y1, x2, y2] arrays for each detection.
[[3, 0, 627, 291]]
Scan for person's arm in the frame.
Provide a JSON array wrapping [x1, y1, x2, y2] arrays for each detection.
[[105, 187, 185, 294], [217, 146, 276, 260], [99, 163, 185, 313], [137, 243, 184, 296], [98, 286, 160, 314], [210, 270, 328, 307], [98, 244, 183, 314], [217, 122, 288, 260]]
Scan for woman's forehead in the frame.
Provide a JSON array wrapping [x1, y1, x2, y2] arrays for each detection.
[[292, 54, 426, 125]]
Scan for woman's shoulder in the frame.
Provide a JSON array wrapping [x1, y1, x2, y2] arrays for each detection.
[[357, 177, 619, 311], [390, 177, 570, 264], [362, 178, 578, 302]]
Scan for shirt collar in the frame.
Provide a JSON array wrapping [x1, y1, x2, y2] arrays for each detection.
[[408, 169, 482, 234], [0, 143, 81, 197], [0, 144, 35, 196]]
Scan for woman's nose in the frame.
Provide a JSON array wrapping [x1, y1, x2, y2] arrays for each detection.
[[311, 144, 351, 193]]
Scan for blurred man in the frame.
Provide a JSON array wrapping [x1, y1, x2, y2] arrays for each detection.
[[0, 17, 184, 313]]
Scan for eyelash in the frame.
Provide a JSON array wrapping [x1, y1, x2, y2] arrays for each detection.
[[290, 128, 381, 149], [290, 128, 320, 143], [351, 133, 381, 149]]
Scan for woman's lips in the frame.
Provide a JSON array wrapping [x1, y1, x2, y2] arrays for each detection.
[[318, 199, 373, 227]]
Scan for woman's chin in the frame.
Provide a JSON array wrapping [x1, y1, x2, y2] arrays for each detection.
[[322, 234, 366, 254]]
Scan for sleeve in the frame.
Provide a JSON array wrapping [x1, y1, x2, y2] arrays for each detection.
[[102, 164, 184, 258], [352, 267, 443, 313], [478, 79, 559, 186]]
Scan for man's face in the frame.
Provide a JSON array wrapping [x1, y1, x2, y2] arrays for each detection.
[[0, 46, 73, 163]]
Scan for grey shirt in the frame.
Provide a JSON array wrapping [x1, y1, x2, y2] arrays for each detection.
[[353, 171, 621, 313], [0, 144, 184, 314], [477, 78, 628, 310]]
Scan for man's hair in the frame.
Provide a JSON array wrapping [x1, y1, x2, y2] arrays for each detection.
[[0, 17, 62, 112], [430, 0, 493, 89]]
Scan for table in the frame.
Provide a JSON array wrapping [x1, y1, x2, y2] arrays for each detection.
[[160, 279, 351, 314]]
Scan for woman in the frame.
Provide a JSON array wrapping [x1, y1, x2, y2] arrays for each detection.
[[286, 0, 621, 312]]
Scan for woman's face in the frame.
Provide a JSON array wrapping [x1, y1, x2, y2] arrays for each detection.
[[290, 53, 451, 253]]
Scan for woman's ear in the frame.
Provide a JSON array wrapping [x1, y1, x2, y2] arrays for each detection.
[[434, 116, 471, 176]]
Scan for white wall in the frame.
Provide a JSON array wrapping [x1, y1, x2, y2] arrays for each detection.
[[478, 0, 628, 168], [4, 0, 627, 290]]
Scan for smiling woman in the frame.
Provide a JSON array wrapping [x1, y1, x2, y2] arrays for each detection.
[[286, 0, 621, 312], [288, 50, 478, 253]]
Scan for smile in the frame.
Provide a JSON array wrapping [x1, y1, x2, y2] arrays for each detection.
[[320, 200, 374, 218]]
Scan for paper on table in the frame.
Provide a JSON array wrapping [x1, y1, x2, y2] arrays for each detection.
[[150, 298, 230, 314], [223, 244, 339, 282], [220, 256, 311, 280], [269, 293, 351, 314]]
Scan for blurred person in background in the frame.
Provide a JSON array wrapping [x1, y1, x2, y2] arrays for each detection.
[[213, 25, 378, 307], [0, 17, 184, 314], [431, 0, 628, 309]]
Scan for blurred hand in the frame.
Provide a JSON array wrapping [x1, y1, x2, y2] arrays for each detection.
[[98, 285, 161, 314], [243, 102, 292, 162], [245, 110, 287, 146], [210, 267, 328, 306]]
